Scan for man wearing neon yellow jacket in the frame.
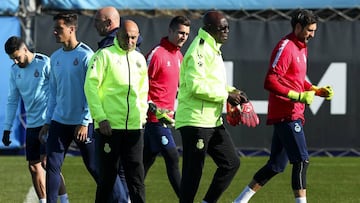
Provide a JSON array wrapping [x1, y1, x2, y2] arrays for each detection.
[[175, 11, 244, 203], [84, 20, 148, 203]]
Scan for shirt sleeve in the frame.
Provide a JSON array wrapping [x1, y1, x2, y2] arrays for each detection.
[[4, 69, 20, 131], [46, 60, 56, 124], [80, 51, 94, 126], [84, 51, 108, 123], [146, 50, 160, 101], [138, 57, 149, 124], [264, 44, 294, 97]]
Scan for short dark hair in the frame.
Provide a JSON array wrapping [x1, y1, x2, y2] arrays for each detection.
[[291, 9, 319, 29], [169, 16, 191, 31], [53, 12, 78, 27], [4, 36, 25, 55]]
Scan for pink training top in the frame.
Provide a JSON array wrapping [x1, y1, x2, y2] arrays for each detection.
[[145, 37, 183, 122], [264, 33, 313, 125]]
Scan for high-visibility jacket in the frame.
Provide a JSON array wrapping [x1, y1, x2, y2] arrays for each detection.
[[85, 37, 149, 130], [175, 28, 235, 129]]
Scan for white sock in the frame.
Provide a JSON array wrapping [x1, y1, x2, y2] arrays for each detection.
[[234, 186, 256, 203], [39, 199, 46, 203], [59, 193, 69, 203], [295, 197, 307, 203]]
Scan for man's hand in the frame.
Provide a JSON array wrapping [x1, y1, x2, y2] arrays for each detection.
[[148, 101, 175, 127], [312, 85, 334, 100], [74, 125, 88, 142], [287, 90, 315, 105], [227, 89, 249, 106], [99, 120, 112, 136], [38, 124, 50, 144], [2, 130, 11, 146]]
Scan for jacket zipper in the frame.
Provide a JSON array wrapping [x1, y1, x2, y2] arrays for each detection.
[[125, 52, 131, 130]]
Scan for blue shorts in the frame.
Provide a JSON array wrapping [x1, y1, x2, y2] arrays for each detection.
[[144, 122, 176, 153], [26, 126, 46, 161], [268, 119, 309, 172]]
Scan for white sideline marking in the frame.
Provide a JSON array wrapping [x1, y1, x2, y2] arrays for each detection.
[[24, 186, 38, 203]]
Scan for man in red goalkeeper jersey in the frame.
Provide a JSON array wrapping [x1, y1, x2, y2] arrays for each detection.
[[143, 15, 191, 198], [234, 9, 334, 203]]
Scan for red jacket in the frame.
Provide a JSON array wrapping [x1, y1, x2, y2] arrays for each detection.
[[264, 33, 313, 125], [145, 37, 183, 122]]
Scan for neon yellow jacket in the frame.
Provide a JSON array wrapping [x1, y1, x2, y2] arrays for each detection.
[[175, 28, 235, 129], [84, 37, 148, 130]]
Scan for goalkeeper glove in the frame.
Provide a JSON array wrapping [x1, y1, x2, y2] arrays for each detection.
[[226, 102, 240, 126], [148, 101, 175, 127], [239, 101, 260, 128], [2, 130, 11, 146], [287, 90, 315, 105], [226, 101, 260, 128], [311, 85, 334, 100]]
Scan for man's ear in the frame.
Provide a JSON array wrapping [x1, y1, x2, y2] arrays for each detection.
[[106, 19, 112, 27], [294, 23, 302, 34]]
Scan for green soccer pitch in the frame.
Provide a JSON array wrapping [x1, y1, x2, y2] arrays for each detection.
[[0, 156, 359, 203]]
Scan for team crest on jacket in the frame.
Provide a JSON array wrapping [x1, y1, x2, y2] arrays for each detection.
[[136, 60, 141, 68], [196, 139, 204, 149], [73, 58, 79, 65], [34, 69, 39, 77], [104, 143, 111, 153]]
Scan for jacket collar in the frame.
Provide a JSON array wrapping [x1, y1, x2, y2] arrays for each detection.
[[160, 37, 180, 53], [113, 37, 128, 54], [198, 28, 222, 53]]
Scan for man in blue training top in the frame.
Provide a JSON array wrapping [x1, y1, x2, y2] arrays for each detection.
[[41, 12, 97, 203], [2, 36, 68, 203]]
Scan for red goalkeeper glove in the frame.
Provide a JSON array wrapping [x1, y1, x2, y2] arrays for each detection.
[[226, 102, 240, 126], [239, 101, 260, 128], [226, 102, 259, 128]]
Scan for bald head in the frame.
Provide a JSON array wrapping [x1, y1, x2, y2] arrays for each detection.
[[203, 11, 225, 26], [116, 20, 140, 51], [94, 6, 120, 36], [202, 10, 229, 44]]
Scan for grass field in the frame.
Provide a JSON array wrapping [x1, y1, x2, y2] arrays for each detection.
[[0, 156, 359, 203]]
